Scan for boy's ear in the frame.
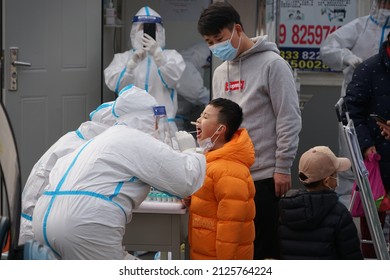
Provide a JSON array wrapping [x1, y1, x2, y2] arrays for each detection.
[[217, 125, 226, 136], [323, 176, 332, 188], [235, 23, 243, 34]]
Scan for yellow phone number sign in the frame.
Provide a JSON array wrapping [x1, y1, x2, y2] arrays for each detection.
[[279, 47, 332, 72]]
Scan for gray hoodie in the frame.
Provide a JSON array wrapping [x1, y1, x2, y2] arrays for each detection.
[[212, 35, 301, 180]]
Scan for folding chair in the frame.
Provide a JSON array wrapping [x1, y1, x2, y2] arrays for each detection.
[[335, 98, 390, 260]]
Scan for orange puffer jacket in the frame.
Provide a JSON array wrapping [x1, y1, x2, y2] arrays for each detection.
[[189, 128, 256, 260]]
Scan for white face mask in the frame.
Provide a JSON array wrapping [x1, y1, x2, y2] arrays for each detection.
[[377, 8, 390, 23], [197, 125, 223, 154], [327, 175, 338, 190]]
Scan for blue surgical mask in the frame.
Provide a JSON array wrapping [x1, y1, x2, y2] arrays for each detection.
[[209, 29, 241, 61]]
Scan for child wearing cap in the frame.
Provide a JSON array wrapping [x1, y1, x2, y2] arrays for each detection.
[[278, 146, 363, 259]]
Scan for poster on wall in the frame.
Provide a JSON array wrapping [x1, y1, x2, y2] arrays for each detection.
[[277, 0, 357, 72], [160, 0, 210, 21]]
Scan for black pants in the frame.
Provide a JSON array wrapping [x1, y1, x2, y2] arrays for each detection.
[[253, 178, 280, 259]]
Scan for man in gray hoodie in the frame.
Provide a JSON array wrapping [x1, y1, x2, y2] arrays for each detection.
[[197, 2, 301, 260]]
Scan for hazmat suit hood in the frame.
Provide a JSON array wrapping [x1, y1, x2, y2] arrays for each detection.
[[89, 101, 116, 126], [112, 85, 157, 135], [130, 6, 165, 50], [76, 121, 109, 141]]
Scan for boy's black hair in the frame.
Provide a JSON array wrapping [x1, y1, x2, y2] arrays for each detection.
[[197, 2, 243, 36], [208, 98, 243, 142]]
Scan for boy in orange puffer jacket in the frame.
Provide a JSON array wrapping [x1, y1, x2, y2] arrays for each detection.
[[188, 98, 256, 259]]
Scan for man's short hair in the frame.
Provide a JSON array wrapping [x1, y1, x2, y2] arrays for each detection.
[[208, 98, 243, 141], [198, 2, 243, 36]]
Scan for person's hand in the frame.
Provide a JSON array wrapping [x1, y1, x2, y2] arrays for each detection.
[[175, 131, 196, 152], [363, 146, 377, 160], [142, 33, 159, 54], [142, 33, 164, 66], [181, 196, 191, 208], [379, 121, 390, 140], [273, 173, 291, 197], [343, 54, 363, 68], [127, 49, 145, 70]]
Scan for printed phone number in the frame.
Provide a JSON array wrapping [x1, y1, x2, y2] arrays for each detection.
[[279, 24, 340, 46], [280, 47, 331, 71]]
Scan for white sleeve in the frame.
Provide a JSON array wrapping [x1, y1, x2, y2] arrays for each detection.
[[320, 19, 362, 71], [121, 131, 206, 198], [104, 51, 135, 94], [156, 50, 186, 87]]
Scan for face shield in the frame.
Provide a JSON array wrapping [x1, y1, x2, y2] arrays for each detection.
[[130, 6, 166, 50], [370, 0, 390, 23]]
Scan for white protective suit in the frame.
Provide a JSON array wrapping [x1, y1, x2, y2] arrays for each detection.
[[320, 0, 390, 206], [175, 42, 211, 131], [19, 102, 116, 245], [32, 86, 206, 260], [104, 6, 185, 133]]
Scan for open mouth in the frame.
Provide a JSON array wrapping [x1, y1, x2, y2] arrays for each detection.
[[191, 121, 202, 139], [196, 126, 202, 140]]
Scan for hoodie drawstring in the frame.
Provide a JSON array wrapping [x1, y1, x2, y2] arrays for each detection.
[[226, 58, 242, 94]]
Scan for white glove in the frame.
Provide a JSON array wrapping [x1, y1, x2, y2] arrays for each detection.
[[142, 33, 164, 66], [175, 131, 196, 152], [127, 49, 145, 70], [343, 54, 363, 68]]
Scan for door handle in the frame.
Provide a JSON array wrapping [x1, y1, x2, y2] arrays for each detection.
[[12, 61, 31, 67], [9, 47, 31, 91]]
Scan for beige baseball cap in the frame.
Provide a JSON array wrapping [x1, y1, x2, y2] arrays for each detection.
[[299, 146, 351, 184]]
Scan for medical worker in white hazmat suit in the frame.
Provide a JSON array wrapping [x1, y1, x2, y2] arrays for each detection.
[[19, 102, 116, 245], [32, 85, 206, 260], [320, 0, 390, 206], [104, 6, 185, 133]]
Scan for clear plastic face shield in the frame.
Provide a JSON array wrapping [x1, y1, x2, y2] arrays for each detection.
[[371, 0, 390, 18], [130, 9, 165, 50]]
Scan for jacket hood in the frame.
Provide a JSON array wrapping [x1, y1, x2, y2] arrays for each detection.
[[279, 190, 339, 230], [234, 35, 280, 62], [206, 128, 255, 168]]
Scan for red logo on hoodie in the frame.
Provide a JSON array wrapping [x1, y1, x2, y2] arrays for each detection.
[[225, 80, 245, 92]]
